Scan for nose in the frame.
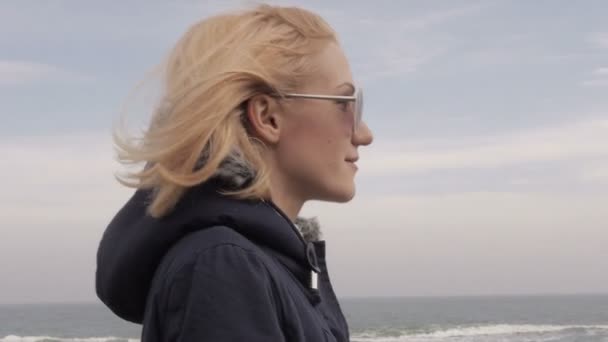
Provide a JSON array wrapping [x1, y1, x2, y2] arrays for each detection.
[[352, 121, 373, 146]]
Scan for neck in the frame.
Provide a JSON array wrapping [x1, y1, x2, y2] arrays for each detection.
[[267, 176, 305, 222]]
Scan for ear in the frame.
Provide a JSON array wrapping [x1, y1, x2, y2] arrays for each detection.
[[245, 94, 283, 145]]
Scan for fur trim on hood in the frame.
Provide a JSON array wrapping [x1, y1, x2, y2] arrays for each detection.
[[205, 149, 322, 242]]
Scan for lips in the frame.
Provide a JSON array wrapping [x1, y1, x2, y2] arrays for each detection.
[[346, 155, 359, 171]]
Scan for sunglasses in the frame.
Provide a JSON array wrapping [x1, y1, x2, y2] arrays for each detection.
[[280, 86, 363, 133]]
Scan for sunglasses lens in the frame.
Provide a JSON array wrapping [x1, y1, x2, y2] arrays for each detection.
[[354, 87, 363, 132]]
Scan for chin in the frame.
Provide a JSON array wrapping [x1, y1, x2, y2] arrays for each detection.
[[317, 182, 356, 203]]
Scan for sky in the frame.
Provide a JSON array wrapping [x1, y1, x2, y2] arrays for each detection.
[[1, 0, 607, 304]]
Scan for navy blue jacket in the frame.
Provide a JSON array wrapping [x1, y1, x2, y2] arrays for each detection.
[[95, 177, 350, 341]]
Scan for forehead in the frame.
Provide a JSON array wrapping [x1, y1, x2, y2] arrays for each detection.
[[306, 42, 353, 91]]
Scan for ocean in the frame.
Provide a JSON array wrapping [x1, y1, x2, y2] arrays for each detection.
[[1, 294, 607, 341]]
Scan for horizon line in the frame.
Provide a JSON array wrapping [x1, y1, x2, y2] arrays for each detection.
[[2, 291, 608, 305]]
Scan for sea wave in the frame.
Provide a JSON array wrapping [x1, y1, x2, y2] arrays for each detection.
[[351, 323, 608, 341], [4, 325, 608, 342], [0, 336, 138, 342]]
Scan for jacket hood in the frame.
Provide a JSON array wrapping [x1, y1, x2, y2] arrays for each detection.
[[95, 152, 322, 323]]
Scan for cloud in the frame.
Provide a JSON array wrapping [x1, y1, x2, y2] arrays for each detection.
[[2, 126, 607, 302], [581, 79, 608, 87], [0, 2, 246, 50], [394, 2, 490, 31], [580, 67, 608, 87], [462, 47, 594, 68], [0, 132, 136, 303], [580, 163, 608, 184], [304, 190, 608, 296], [587, 32, 608, 49], [14, 118, 607, 226], [324, 2, 492, 81], [354, 40, 447, 80], [0, 60, 89, 86], [342, 2, 490, 32], [593, 67, 608, 76], [5, 116, 607, 228], [359, 118, 608, 175], [0, 132, 131, 226]]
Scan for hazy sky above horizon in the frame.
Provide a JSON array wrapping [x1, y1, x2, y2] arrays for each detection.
[[1, 0, 607, 304]]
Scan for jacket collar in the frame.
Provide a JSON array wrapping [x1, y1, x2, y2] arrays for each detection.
[[195, 147, 323, 243]]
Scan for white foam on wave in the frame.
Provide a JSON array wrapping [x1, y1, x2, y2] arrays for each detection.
[[351, 324, 608, 341], [5, 324, 608, 342], [0, 336, 139, 342]]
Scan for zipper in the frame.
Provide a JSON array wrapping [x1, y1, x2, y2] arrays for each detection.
[[261, 198, 320, 290]]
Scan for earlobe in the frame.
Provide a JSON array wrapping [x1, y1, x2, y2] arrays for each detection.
[[246, 95, 281, 145]]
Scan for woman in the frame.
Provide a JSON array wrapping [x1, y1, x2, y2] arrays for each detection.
[[96, 4, 373, 341]]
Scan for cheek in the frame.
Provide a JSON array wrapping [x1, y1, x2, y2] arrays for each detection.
[[322, 138, 342, 168], [280, 122, 341, 174], [278, 104, 350, 176]]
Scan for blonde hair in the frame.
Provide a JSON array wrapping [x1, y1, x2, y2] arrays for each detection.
[[113, 4, 337, 218]]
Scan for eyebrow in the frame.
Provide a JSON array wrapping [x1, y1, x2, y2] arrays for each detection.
[[336, 82, 355, 94]]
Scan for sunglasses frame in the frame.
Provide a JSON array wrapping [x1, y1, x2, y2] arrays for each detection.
[[280, 86, 363, 133]]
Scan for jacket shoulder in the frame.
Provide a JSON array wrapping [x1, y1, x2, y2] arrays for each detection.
[[155, 225, 265, 280], [143, 232, 286, 341]]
